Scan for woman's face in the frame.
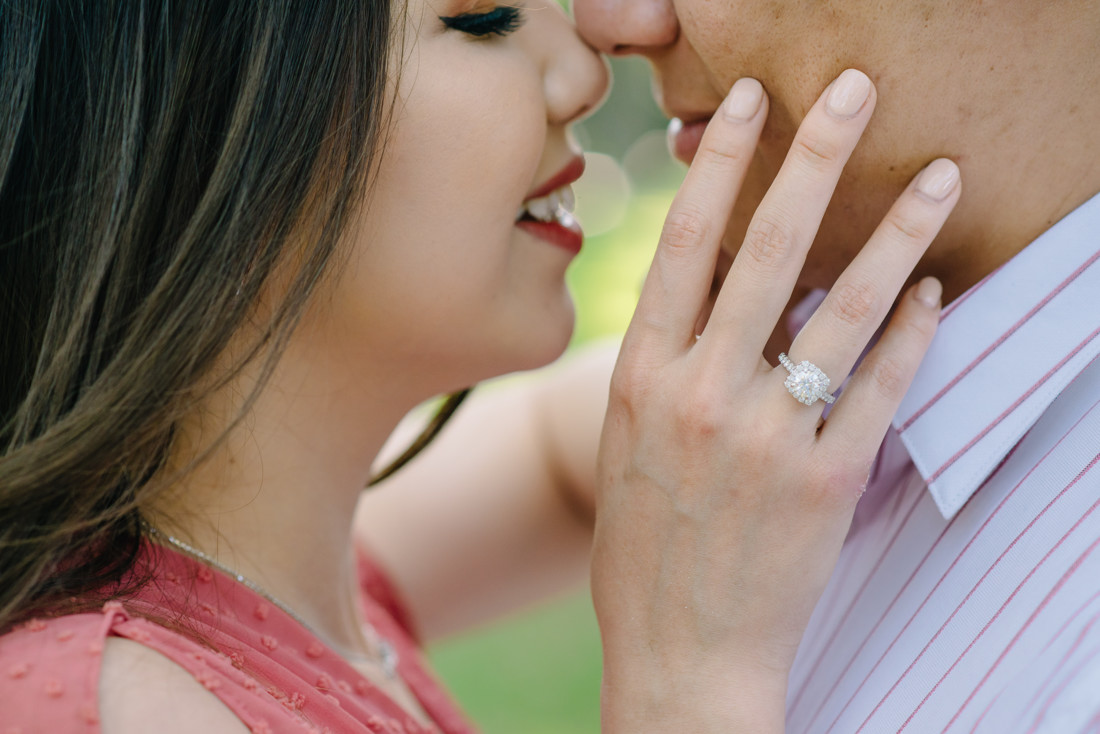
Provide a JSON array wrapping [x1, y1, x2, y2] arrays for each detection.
[[324, 1, 609, 394]]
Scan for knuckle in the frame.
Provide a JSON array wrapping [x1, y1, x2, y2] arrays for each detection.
[[827, 278, 880, 328], [661, 206, 711, 256], [791, 130, 842, 171], [672, 387, 725, 440], [608, 359, 653, 407], [865, 353, 908, 399], [743, 215, 797, 271], [900, 305, 939, 343], [810, 457, 871, 505], [882, 210, 935, 246], [698, 139, 748, 172]]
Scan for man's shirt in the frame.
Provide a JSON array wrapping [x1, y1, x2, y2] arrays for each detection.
[[786, 192, 1100, 733]]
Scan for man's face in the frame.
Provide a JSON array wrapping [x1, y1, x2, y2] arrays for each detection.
[[572, 0, 1034, 295]]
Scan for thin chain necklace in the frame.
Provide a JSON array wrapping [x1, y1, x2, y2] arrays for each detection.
[[145, 525, 399, 679]]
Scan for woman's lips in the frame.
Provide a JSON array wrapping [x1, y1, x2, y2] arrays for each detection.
[[668, 117, 711, 165], [526, 156, 586, 201], [515, 217, 583, 256], [516, 155, 586, 256]]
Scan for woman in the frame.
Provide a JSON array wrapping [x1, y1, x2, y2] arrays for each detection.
[[0, 0, 958, 731]]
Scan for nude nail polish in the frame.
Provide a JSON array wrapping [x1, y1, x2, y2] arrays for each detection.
[[915, 159, 960, 201], [826, 69, 872, 119], [915, 277, 943, 308], [723, 78, 764, 122]]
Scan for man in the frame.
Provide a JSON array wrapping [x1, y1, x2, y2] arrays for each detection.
[[572, 2, 1100, 731]]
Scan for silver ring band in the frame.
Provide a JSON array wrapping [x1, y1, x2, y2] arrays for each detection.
[[778, 352, 837, 406]]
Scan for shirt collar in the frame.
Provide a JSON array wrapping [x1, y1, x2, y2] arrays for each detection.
[[894, 191, 1100, 519]]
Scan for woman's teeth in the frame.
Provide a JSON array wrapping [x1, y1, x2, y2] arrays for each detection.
[[518, 185, 577, 225]]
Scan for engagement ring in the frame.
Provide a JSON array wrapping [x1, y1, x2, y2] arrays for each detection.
[[778, 353, 837, 406]]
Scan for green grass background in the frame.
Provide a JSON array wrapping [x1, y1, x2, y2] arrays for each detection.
[[429, 592, 605, 734]]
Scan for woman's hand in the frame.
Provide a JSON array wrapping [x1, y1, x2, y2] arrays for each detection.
[[592, 70, 960, 731]]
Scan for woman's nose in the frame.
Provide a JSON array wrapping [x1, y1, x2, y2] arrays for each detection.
[[544, 11, 612, 126], [571, 0, 679, 56]]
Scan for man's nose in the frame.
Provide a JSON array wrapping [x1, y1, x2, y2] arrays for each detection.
[[572, 0, 679, 56]]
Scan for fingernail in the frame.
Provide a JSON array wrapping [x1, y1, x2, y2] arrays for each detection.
[[915, 276, 943, 308], [826, 69, 872, 119], [915, 159, 960, 201], [723, 78, 764, 122]]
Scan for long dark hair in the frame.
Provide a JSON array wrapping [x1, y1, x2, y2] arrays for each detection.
[[0, 0, 398, 629]]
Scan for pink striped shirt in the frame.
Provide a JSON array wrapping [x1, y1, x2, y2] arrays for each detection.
[[786, 192, 1100, 733]]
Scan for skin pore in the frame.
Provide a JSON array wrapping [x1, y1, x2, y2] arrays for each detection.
[[120, 0, 607, 726], [574, 0, 1100, 304]]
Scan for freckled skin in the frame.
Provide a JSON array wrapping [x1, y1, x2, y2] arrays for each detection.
[[639, 1, 1100, 302]]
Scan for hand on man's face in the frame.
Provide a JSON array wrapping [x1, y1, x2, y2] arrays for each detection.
[[571, 0, 935, 290], [571, 0, 1097, 301]]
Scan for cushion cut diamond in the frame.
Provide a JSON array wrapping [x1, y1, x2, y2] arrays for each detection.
[[784, 360, 831, 405]]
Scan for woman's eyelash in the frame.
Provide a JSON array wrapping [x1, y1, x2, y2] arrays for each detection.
[[439, 6, 526, 38]]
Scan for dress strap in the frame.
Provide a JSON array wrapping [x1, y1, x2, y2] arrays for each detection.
[[0, 608, 120, 732]]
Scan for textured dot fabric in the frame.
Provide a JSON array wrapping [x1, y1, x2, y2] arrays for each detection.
[[0, 542, 476, 733]]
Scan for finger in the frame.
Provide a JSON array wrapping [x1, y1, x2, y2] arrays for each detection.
[[703, 69, 876, 361], [626, 78, 767, 355], [784, 158, 960, 416], [818, 277, 942, 461]]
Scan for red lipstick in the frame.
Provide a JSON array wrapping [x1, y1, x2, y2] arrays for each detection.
[[516, 156, 587, 256], [515, 218, 583, 256], [525, 156, 586, 201]]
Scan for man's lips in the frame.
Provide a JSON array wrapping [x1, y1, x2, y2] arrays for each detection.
[[668, 117, 711, 165]]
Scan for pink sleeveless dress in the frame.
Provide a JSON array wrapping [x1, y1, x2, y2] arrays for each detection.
[[0, 543, 476, 733]]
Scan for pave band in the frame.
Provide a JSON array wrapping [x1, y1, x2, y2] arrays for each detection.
[[778, 353, 837, 406]]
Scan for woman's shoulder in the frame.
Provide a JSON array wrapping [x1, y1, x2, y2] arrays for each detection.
[[0, 606, 248, 734], [99, 636, 250, 734], [0, 611, 111, 730]]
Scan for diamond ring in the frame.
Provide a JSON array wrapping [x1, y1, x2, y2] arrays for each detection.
[[778, 353, 837, 406]]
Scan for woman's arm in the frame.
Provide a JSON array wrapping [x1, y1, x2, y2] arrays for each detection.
[[354, 342, 614, 641]]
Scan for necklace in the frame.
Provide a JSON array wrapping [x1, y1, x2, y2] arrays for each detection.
[[144, 525, 399, 679]]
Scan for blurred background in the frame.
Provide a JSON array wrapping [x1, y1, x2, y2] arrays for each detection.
[[425, 56, 686, 733]]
